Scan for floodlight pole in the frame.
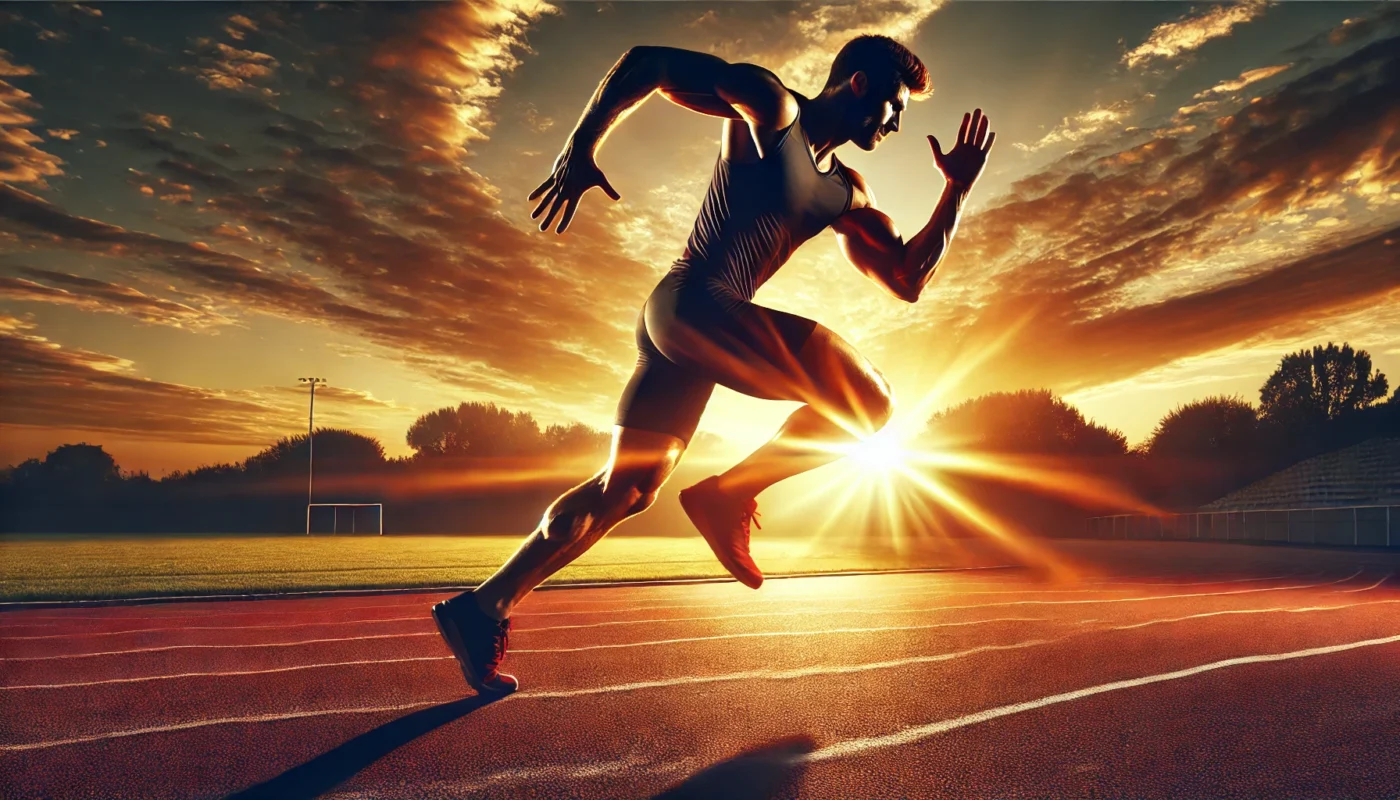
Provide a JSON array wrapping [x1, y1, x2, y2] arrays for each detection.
[[299, 377, 327, 534]]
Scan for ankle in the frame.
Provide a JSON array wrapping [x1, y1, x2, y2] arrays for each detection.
[[713, 473, 758, 499], [470, 590, 510, 621]]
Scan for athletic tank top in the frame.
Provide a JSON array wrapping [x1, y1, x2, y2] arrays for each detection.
[[671, 104, 852, 300]]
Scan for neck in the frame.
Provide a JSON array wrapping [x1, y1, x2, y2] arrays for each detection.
[[798, 91, 852, 168]]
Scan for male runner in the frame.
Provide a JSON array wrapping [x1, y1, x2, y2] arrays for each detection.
[[432, 35, 994, 696]]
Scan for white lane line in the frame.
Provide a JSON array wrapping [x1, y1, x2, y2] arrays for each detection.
[[6, 602, 1397, 748], [512, 617, 1056, 654], [0, 616, 426, 640], [521, 572, 1362, 633], [798, 632, 1400, 763], [0, 639, 1060, 750], [515, 640, 1056, 701], [1105, 598, 1400, 631], [1335, 572, 1392, 593], [0, 601, 439, 626], [15, 593, 1398, 685], [511, 586, 1189, 619], [0, 572, 1357, 660], [0, 701, 446, 752], [0, 632, 438, 662], [0, 656, 455, 691], [0, 573, 1310, 632], [508, 573, 1305, 613], [0, 618, 1058, 681]]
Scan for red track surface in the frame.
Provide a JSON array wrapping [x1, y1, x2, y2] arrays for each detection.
[[3, 540, 1400, 799]]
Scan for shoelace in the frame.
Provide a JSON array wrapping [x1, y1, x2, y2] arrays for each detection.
[[490, 619, 510, 668], [740, 502, 761, 542]]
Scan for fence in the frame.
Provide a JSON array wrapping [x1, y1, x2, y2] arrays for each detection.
[[1085, 505, 1400, 548]]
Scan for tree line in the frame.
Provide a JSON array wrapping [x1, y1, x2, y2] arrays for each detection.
[[1, 341, 1395, 535]]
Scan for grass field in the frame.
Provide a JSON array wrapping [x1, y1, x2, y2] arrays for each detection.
[[0, 534, 998, 602]]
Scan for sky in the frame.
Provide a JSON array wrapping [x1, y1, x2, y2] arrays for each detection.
[[1, 0, 1398, 477]]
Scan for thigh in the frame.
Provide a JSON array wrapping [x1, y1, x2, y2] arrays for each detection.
[[614, 304, 716, 446], [647, 284, 889, 416]]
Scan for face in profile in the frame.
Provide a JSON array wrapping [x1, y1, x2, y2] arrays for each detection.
[[850, 76, 910, 151]]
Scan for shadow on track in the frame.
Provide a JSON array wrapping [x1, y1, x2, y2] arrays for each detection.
[[652, 734, 816, 799], [225, 695, 496, 799]]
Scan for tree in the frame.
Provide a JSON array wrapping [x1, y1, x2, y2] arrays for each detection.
[[406, 402, 546, 458], [1260, 342, 1389, 427], [10, 443, 121, 487], [244, 428, 387, 475], [1144, 395, 1259, 460], [923, 389, 1127, 456], [542, 422, 610, 457]]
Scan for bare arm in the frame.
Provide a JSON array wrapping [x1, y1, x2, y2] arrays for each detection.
[[832, 109, 996, 303], [530, 46, 795, 234]]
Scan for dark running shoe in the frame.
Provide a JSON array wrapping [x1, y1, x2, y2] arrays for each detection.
[[679, 475, 764, 589], [431, 592, 519, 697]]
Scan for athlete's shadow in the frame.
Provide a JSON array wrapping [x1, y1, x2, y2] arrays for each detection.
[[651, 734, 816, 799], [225, 695, 497, 799]]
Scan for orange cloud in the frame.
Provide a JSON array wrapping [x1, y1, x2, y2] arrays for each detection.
[[1123, 0, 1269, 69]]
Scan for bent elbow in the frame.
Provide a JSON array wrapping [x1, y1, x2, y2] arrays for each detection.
[[889, 274, 921, 304]]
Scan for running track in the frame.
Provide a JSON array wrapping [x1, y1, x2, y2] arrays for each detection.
[[3, 540, 1400, 799]]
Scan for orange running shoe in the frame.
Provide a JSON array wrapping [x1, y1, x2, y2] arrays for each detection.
[[679, 475, 764, 589]]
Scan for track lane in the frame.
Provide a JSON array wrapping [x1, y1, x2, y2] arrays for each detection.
[[3, 543, 1399, 799]]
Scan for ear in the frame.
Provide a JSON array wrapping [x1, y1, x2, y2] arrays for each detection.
[[849, 70, 868, 97]]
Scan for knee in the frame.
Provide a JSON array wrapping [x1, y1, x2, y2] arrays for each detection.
[[624, 486, 660, 517], [541, 475, 606, 544], [856, 374, 895, 435]]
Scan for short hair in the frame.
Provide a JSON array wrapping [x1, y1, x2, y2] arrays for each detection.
[[824, 34, 931, 98]]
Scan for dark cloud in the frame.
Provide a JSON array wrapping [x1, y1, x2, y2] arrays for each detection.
[[0, 267, 226, 329]]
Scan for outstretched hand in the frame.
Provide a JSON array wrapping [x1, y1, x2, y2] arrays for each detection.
[[528, 139, 621, 234], [928, 109, 995, 188]]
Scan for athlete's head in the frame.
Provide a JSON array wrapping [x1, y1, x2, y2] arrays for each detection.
[[822, 35, 931, 150]]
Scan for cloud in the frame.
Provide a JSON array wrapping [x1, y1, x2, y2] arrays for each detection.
[[223, 13, 259, 41], [0, 267, 231, 329], [180, 38, 280, 95], [685, 0, 948, 95], [1123, 0, 1270, 69], [0, 314, 286, 447], [0, 50, 36, 77], [0, 69, 62, 186], [1193, 63, 1292, 98], [1016, 99, 1143, 153], [879, 33, 1400, 399], [360, 0, 559, 158], [266, 383, 400, 410]]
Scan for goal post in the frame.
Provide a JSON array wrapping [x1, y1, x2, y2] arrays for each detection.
[[306, 503, 384, 535]]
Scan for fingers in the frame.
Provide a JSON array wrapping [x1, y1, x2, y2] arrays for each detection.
[[927, 134, 944, 160], [983, 130, 996, 154], [530, 184, 558, 221], [957, 112, 970, 145], [539, 190, 567, 233], [556, 196, 580, 233], [599, 175, 621, 202], [974, 112, 989, 148], [528, 175, 555, 202]]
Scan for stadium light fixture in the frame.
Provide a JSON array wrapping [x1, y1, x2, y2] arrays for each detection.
[[298, 377, 327, 534]]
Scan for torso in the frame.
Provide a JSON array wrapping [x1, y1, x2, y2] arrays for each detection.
[[670, 98, 853, 301]]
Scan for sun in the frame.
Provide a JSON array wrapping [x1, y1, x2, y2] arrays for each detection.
[[848, 427, 909, 473]]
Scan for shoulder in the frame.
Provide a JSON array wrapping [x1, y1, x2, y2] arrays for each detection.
[[840, 164, 876, 210], [719, 63, 798, 129]]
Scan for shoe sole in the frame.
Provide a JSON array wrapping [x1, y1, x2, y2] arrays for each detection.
[[679, 487, 764, 589], [431, 602, 517, 697]]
